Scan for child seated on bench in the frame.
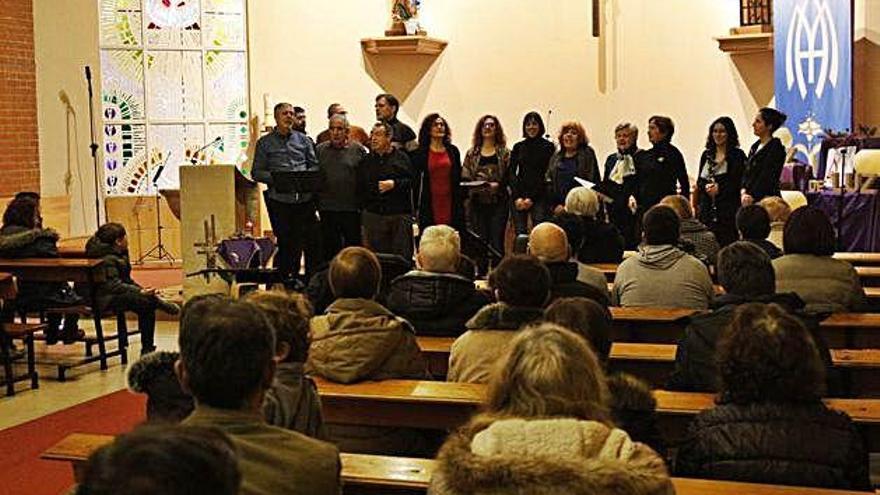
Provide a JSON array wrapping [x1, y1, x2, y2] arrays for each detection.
[[82, 223, 179, 356]]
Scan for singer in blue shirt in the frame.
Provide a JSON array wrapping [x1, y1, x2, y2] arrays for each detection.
[[252, 102, 321, 281]]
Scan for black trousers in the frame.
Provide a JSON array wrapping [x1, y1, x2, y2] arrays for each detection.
[[107, 292, 157, 352], [320, 210, 362, 262], [362, 211, 413, 262], [266, 198, 321, 280]]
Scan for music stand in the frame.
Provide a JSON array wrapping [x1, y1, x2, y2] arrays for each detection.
[[270, 170, 322, 195], [137, 155, 176, 264]]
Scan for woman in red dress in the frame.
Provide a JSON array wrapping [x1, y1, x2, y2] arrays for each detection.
[[412, 113, 464, 231]]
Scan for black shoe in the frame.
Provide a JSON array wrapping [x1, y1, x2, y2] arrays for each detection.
[[140, 345, 157, 356], [45, 328, 60, 345], [156, 299, 180, 315], [61, 327, 86, 345]]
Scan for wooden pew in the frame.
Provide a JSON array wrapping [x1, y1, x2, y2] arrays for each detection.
[[834, 252, 880, 266], [41, 434, 875, 494]]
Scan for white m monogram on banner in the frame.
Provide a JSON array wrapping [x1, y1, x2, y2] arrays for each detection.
[[784, 0, 840, 100]]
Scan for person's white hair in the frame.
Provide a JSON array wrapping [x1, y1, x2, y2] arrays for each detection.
[[328, 113, 350, 129], [417, 225, 460, 273], [565, 187, 600, 218]]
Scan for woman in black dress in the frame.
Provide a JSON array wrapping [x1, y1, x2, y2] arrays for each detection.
[[741, 107, 788, 206], [509, 112, 555, 236], [695, 117, 746, 247], [635, 116, 689, 215]]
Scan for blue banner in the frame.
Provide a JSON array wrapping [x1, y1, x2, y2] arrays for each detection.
[[774, 0, 852, 169]]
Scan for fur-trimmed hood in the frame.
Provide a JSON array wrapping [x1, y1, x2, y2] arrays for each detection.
[[430, 417, 673, 495], [0, 226, 59, 257], [126, 351, 193, 423]]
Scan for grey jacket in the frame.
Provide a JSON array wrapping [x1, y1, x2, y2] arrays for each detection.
[[612, 245, 714, 309]]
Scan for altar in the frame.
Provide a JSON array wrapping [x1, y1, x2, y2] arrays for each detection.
[[807, 190, 880, 252]]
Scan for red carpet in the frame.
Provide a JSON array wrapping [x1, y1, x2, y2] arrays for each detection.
[[0, 390, 145, 495]]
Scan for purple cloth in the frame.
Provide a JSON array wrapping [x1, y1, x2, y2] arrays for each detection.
[[806, 191, 880, 252], [217, 238, 276, 269]]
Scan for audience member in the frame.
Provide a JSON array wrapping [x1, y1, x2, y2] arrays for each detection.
[[317, 113, 367, 261], [544, 297, 661, 451], [0, 196, 82, 344], [529, 222, 609, 306], [601, 122, 642, 249], [431, 324, 671, 495], [127, 351, 193, 424], [667, 242, 839, 394], [635, 116, 689, 212], [245, 290, 325, 439], [565, 186, 624, 263], [774, 206, 866, 313], [177, 295, 340, 495], [448, 255, 549, 383], [83, 223, 179, 356], [741, 107, 787, 205], [315, 103, 369, 146], [759, 195, 792, 250], [375, 93, 417, 151], [547, 121, 601, 215], [549, 212, 610, 294], [76, 425, 241, 495], [462, 114, 511, 256], [660, 194, 720, 265], [412, 113, 465, 231], [735, 204, 782, 259], [676, 303, 870, 490], [694, 116, 746, 247], [357, 121, 415, 261], [510, 111, 555, 235], [613, 205, 713, 309], [386, 226, 490, 337]]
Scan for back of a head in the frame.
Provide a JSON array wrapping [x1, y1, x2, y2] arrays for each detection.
[[2, 196, 38, 229], [758, 196, 792, 224], [244, 290, 313, 363], [736, 204, 771, 240], [417, 225, 461, 273], [488, 255, 551, 308], [485, 323, 609, 422], [178, 296, 275, 409], [95, 222, 127, 245], [783, 206, 835, 256], [564, 187, 600, 218], [544, 297, 612, 363], [659, 195, 693, 220], [642, 205, 680, 246], [718, 303, 825, 405], [77, 425, 240, 495], [717, 241, 775, 297], [528, 222, 569, 263], [329, 246, 381, 299]]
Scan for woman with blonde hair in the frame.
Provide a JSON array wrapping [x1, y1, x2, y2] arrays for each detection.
[[430, 323, 671, 495], [565, 187, 624, 263], [547, 121, 601, 216]]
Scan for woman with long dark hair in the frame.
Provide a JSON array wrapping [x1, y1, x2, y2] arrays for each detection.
[[741, 107, 788, 205], [509, 112, 555, 235], [695, 116, 746, 246], [462, 115, 510, 254], [412, 113, 464, 231]]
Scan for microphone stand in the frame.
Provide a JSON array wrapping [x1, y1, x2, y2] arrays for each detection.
[[190, 136, 222, 165], [85, 66, 102, 227], [137, 152, 176, 264]]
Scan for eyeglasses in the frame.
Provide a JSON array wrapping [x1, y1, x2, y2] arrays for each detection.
[[482, 122, 497, 128]]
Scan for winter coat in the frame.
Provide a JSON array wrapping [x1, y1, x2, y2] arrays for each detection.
[[773, 254, 866, 314], [747, 238, 783, 259], [612, 245, 714, 309], [306, 298, 427, 384], [263, 362, 326, 440], [127, 350, 194, 424], [447, 303, 545, 383], [578, 217, 625, 264], [635, 141, 689, 210], [742, 137, 786, 202], [607, 372, 664, 454], [666, 292, 843, 396], [81, 234, 142, 310], [544, 261, 611, 307], [411, 145, 466, 230], [676, 401, 870, 490], [0, 225, 81, 309], [429, 416, 672, 495], [385, 270, 491, 337], [679, 218, 720, 265], [547, 147, 601, 210]]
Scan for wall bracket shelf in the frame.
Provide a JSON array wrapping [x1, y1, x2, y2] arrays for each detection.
[[361, 36, 448, 56]]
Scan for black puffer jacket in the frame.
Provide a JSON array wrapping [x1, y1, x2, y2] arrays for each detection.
[[544, 261, 610, 307], [0, 225, 80, 309], [81, 235, 142, 310], [578, 217, 625, 264], [676, 401, 870, 490], [385, 271, 491, 337]]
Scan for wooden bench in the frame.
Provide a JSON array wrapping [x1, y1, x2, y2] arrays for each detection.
[[41, 434, 875, 494], [835, 252, 880, 266]]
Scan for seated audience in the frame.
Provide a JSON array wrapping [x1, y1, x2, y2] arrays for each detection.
[[550, 212, 611, 295], [127, 351, 194, 424], [528, 222, 609, 306], [178, 295, 341, 495], [245, 290, 325, 439], [448, 255, 549, 383], [735, 204, 782, 259], [76, 425, 241, 495], [667, 242, 839, 394], [774, 206, 866, 313], [660, 194, 719, 265], [307, 247, 426, 383], [305, 252, 412, 315], [0, 196, 82, 344], [544, 297, 661, 451], [386, 226, 490, 337], [613, 205, 714, 309], [83, 223, 180, 356], [564, 186, 624, 263], [759, 195, 792, 250], [676, 303, 870, 490], [431, 324, 671, 494]]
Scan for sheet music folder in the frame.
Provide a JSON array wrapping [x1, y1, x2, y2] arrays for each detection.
[[270, 170, 322, 194]]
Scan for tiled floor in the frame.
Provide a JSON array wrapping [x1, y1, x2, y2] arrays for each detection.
[[0, 319, 179, 431]]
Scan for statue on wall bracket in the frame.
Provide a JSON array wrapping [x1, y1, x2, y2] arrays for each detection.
[[386, 0, 425, 36]]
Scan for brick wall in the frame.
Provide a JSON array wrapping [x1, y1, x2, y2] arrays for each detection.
[[0, 0, 39, 196]]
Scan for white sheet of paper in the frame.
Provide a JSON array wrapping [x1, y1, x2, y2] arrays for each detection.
[[574, 177, 596, 189]]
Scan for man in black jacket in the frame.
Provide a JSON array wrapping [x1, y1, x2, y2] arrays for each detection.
[[357, 121, 415, 261], [667, 241, 841, 394]]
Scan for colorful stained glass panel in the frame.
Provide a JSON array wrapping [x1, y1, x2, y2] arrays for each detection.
[[101, 50, 145, 120], [146, 51, 204, 120], [143, 0, 201, 48], [103, 123, 146, 195], [205, 52, 247, 120], [100, 0, 143, 46], [148, 124, 206, 189]]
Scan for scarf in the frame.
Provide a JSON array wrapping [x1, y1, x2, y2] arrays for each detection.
[[609, 151, 636, 185]]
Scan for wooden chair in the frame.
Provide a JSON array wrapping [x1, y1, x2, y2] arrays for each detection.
[[0, 322, 46, 396]]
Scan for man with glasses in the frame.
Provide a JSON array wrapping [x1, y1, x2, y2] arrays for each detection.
[[316, 103, 369, 146]]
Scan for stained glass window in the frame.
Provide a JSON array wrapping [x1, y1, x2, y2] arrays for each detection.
[[99, 0, 248, 195]]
